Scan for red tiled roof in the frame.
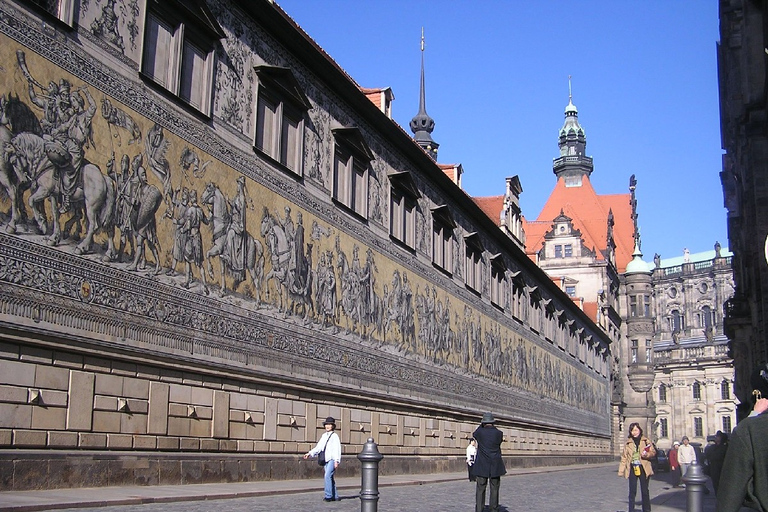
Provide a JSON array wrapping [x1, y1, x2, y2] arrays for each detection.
[[582, 301, 598, 323], [472, 195, 504, 225], [360, 88, 384, 110], [438, 163, 463, 186], [523, 176, 634, 272]]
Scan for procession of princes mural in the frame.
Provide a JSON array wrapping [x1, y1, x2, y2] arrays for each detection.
[[0, 45, 604, 416]]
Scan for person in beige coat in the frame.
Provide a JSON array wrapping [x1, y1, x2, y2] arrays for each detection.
[[618, 422, 656, 512]]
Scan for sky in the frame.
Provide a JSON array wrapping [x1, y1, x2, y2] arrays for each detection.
[[276, 1, 725, 262]]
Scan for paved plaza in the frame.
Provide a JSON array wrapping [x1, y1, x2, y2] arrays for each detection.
[[0, 463, 719, 512]]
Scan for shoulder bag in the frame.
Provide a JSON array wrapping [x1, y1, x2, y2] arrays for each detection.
[[317, 432, 330, 466]]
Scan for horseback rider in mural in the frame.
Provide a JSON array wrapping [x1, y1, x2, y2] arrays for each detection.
[[222, 176, 247, 283], [27, 76, 97, 214], [200, 178, 263, 300], [59, 85, 97, 214], [145, 123, 174, 218], [280, 206, 295, 246], [26, 80, 60, 136]]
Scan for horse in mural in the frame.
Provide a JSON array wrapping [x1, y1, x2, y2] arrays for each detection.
[[260, 208, 292, 312], [0, 93, 41, 233], [200, 182, 264, 301], [3, 131, 116, 258], [257, 208, 314, 318]]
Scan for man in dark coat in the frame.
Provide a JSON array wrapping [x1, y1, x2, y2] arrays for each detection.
[[471, 412, 506, 512], [704, 431, 728, 495], [716, 365, 768, 512]]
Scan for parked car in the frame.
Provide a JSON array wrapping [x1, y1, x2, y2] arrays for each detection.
[[652, 448, 670, 472]]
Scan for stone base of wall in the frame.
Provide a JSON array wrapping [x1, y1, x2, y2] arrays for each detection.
[[0, 450, 615, 491]]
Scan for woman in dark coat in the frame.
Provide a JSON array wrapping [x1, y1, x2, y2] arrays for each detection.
[[471, 412, 506, 512], [705, 431, 728, 494]]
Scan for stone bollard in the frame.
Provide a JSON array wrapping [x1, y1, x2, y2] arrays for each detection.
[[357, 437, 383, 512], [682, 460, 708, 512]]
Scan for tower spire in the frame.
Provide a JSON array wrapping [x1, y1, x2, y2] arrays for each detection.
[[410, 27, 439, 160], [553, 76, 593, 181], [629, 174, 639, 247], [625, 174, 650, 275]]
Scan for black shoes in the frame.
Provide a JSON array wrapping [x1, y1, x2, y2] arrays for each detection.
[[323, 497, 334, 502]]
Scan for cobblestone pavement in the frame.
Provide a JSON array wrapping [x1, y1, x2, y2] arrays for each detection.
[[38, 465, 717, 512]]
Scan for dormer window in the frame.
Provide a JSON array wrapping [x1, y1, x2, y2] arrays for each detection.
[[254, 66, 312, 176], [389, 172, 420, 249], [465, 233, 484, 294], [490, 254, 506, 308], [332, 128, 373, 219], [141, 0, 224, 115], [28, 0, 76, 26], [432, 205, 455, 274]]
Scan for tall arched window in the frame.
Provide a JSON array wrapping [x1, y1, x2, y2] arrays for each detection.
[[659, 417, 668, 438], [693, 381, 702, 400], [721, 380, 730, 400], [702, 306, 713, 330], [694, 416, 703, 436], [658, 384, 667, 403]]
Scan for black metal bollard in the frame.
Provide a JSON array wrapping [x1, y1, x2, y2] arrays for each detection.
[[357, 437, 383, 512], [682, 460, 708, 512]]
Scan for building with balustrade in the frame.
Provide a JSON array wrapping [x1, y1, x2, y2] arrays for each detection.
[[651, 248, 735, 449]]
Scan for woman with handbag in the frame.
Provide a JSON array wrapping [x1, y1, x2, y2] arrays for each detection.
[[618, 422, 655, 512], [303, 416, 341, 502]]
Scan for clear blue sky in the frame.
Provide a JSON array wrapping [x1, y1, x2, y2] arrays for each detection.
[[277, 1, 725, 262]]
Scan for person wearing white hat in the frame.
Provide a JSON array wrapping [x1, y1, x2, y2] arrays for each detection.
[[304, 416, 341, 502]]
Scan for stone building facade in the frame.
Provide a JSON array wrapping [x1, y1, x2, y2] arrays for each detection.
[[0, 0, 613, 490], [476, 93, 736, 455], [651, 249, 736, 449], [718, 0, 768, 420]]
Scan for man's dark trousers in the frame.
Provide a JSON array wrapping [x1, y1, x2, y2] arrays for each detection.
[[475, 475, 500, 512]]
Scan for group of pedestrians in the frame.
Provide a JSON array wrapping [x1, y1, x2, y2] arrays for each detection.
[[304, 412, 507, 511], [302, 367, 768, 512], [615, 364, 768, 512]]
